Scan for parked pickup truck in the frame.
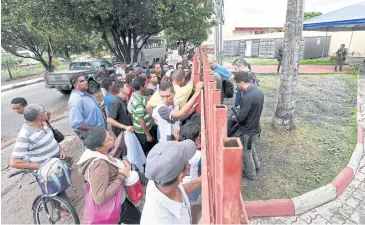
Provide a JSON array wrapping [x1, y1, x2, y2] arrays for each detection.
[[44, 60, 114, 95]]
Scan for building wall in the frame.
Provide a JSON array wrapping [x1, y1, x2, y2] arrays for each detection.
[[204, 28, 365, 57], [327, 31, 365, 57]]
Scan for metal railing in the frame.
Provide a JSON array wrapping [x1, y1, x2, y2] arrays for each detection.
[[192, 48, 249, 224]]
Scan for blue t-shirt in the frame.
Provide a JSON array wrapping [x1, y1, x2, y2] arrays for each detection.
[[104, 92, 116, 112]]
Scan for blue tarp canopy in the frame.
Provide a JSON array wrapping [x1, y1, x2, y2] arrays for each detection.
[[303, 1, 365, 31]]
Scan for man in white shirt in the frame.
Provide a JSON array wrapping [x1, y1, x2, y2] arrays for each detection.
[[115, 60, 127, 77], [152, 81, 203, 142], [141, 140, 202, 224]]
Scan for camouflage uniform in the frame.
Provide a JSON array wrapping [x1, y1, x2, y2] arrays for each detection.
[[335, 47, 347, 72], [277, 48, 283, 73]]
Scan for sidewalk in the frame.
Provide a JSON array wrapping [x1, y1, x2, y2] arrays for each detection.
[[1, 77, 44, 92], [226, 65, 350, 74], [249, 71, 365, 225]]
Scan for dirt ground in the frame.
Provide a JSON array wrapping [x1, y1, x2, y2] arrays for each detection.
[[224, 74, 357, 200]]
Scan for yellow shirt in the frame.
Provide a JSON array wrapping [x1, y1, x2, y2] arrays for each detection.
[[148, 81, 194, 107]]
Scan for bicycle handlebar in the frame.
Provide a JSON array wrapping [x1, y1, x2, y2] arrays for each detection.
[[8, 169, 33, 178]]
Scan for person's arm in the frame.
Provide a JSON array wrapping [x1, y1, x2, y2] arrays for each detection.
[[170, 81, 203, 120], [107, 100, 134, 132], [233, 96, 253, 122], [69, 102, 87, 131], [134, 102, 152, 138], [10, 134, 41, 170], [183, 177, 201, 196], [89, 160, 127, 205], [138, 117, 151, 138], [147, 91, 160, 116], [10, 158, 40, 170], [107, 118, 134, 132]]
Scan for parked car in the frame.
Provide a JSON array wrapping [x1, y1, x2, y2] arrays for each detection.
[[44, 60, 114, 95]]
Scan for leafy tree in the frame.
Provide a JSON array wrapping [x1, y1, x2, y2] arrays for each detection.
[[267, 28, 278, 33], [304, 12, 322, 21], [21, 0, 215, 63], [1, 0, 93, 71], [273, 0, 304, 130], [163, 0, 214, 56], [23, 0, 166, 63]]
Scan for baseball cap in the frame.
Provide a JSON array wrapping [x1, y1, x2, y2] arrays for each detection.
[[135, 67, 147, 75], [145, 140, 197, 185], [70, 74, 86, 86]]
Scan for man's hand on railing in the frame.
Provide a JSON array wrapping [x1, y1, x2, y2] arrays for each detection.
[[194, 81, 204, 95]]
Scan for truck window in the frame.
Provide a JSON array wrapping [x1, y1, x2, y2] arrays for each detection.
[[70, 62, 92, 69], [100, 61, 112, 67]]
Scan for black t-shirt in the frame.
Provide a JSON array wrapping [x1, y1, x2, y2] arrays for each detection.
[[108, 96, 132, 137]]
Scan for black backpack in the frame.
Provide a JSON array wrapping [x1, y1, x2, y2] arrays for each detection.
[[222, 79, 234, 98]]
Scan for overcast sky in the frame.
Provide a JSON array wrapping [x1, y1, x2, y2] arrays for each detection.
[[224, 0, 365, 27]]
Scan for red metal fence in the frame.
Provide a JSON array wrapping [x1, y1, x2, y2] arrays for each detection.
[[192, 49, 249, 224]]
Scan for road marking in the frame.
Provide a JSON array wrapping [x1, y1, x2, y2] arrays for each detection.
[[1, 138, 16, 149]]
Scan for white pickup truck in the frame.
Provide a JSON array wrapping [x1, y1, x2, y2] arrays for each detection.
[[44, 60, 114, 95]]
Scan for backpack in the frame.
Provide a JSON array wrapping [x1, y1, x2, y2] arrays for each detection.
[[222, 79, 234, 98], [37, 158, 72, 196]]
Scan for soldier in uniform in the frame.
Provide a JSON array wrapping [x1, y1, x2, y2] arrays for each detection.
[[335, 44, 347, 72], [277, 45, 284, 73]]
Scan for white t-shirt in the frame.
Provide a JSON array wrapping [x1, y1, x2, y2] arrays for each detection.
[[182, 151, 201, 184], [152, 100, 180, 142], [116, 67, 126, 77], [141, 181, 191, 224]]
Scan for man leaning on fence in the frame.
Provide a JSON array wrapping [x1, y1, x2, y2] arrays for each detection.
[[231, 71, 264, 181]]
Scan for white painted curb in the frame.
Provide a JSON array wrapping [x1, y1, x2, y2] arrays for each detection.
[[1, 78, 44, 92], [347, 143, 365, 172], [292, 183, 337, 215]]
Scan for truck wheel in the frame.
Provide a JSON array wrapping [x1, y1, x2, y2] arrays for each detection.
[[60, 90, 71, 95], [88, 80, 98, 94]]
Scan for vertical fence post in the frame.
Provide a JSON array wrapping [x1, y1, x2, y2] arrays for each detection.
[[217, 138, 243, 224]]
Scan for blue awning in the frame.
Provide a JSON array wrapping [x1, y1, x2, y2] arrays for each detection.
[[303, 1, 365, 31]]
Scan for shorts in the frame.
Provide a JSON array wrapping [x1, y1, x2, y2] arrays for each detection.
[[188, 188, 201, 205]]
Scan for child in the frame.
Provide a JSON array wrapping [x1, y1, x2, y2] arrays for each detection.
[[179, 122, 201, 223]]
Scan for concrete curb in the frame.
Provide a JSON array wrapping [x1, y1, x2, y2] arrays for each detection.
[[244, 73, 364, 218], [1, 77, 44, 92]]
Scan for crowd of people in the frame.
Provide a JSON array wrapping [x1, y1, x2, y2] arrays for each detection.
[[9, 54, 265, 224]]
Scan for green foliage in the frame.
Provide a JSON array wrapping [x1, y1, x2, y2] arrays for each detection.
[[304, 12, 322, 21], [163, 0, 214, 55], [1, 53, 23, 68], [349, 63, 361, 75], [267, 28, 277, 33]]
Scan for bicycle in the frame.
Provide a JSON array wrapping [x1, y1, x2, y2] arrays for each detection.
[[8, 169, 80, 224]]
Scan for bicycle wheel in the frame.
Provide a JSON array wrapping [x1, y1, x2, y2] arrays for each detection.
[[32, 195, 80, 224]]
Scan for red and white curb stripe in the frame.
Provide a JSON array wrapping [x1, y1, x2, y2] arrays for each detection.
[[245, 74, 364, 218]]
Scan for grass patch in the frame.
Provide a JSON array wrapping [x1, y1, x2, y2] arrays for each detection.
[[223, 57, 335, 65], [1, 62, 69, 81], [225, 74, 357, 200]]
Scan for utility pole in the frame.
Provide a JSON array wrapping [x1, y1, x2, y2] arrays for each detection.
[[214, 0, 224, 64]]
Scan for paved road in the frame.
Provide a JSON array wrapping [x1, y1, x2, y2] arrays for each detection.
[[1, 82, 70, 144]]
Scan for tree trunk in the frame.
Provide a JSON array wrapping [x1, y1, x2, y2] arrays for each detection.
[[273, 0, 304, 130], [6, 61, 13, 79], [47, 38, 54, 72], [64, 45, 70, 61]]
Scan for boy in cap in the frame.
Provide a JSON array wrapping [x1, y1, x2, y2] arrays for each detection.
[[141, 140, 201, 224]]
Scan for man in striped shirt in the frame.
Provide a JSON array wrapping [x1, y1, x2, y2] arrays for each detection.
[[131, 77, 156, 155], [10, 104, 66, 170]]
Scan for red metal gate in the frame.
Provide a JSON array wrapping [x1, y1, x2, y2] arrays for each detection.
[[192, 49, 249, 224]]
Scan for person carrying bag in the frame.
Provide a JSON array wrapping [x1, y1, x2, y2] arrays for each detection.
[[45, 120, 65, 143], [77, 127, 141, 224]]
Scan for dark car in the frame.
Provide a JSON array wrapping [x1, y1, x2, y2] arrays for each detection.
[[45, 60, 114, 95]]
